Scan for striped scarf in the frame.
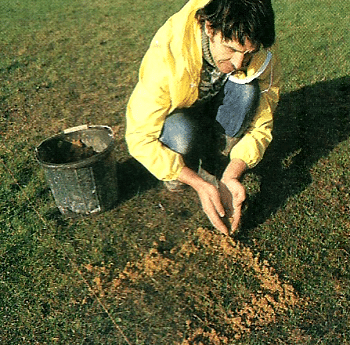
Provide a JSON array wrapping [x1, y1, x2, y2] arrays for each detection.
[[197, 25, 228, 103]]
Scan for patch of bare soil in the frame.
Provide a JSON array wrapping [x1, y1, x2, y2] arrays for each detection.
[[84, 227, 301, 343]]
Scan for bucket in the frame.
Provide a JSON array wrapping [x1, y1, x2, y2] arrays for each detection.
[[35, 125, 118, 216]]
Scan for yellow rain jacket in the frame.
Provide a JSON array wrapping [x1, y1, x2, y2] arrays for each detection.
[[126, 0, 281, 181]]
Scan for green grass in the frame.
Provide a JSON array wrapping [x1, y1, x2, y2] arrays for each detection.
[[1, 0, 350, 344]]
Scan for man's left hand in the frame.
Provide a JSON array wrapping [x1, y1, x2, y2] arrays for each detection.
[[219, 178, 246, 233]]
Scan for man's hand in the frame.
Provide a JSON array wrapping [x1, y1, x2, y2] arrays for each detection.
[[196, 182, 229, 235], [219, 178, 246, 232], [178, 158, 247, 235], [178, 167, 229, 235], [220, 158, 247, 232]]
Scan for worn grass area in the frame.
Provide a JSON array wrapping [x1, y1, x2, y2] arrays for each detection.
[[1, 0, 350, 344]]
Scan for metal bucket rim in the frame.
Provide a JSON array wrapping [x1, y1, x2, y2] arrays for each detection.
[[35, 124, 116, 169]]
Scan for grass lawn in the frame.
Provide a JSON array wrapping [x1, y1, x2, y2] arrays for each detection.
[[1, 0, 350, 344]]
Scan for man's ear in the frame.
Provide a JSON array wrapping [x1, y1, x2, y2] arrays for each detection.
[[204, 20, 215, 38]]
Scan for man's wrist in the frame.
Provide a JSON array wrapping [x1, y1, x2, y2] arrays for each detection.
[[221, 158, 247, 182], [178, 166, 208, 191]]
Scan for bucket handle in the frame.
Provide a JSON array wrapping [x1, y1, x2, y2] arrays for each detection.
[[63, 125, 113, 135], [63, 125, 89, 134]]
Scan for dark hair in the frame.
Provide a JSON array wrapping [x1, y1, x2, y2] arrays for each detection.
[[196, 0, 275, 48]]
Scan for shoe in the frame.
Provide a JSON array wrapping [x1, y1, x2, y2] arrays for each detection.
[[221, 135, 240, 156], [164, 180, 187, 192]]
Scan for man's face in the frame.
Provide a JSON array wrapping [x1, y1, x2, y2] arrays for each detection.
[[205, 21, 260, 74]]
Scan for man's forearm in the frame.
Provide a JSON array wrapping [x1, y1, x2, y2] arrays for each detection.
[[178, 166, 208, 191], [221, 158, 247, 181]]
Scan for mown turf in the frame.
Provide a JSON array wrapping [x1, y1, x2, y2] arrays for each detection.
[[1, 0, 350, 344]]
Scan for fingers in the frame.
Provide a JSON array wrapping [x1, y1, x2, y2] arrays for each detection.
[[199, 184, 229, 235], [211, 186, 226, 219], [219, 181, 234, 217], [205, 195, 229, 236], [230, 203, 242, 232], [220, 179, 246, 234], [209, 214, 229, 235]]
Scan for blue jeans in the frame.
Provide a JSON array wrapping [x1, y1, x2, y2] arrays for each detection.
[[159, 80, 260, 170]]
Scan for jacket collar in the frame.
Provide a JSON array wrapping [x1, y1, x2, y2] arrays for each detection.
[[229, 50, 273, 84]]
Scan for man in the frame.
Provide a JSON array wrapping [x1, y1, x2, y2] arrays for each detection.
[[126, 0, 280, 235]]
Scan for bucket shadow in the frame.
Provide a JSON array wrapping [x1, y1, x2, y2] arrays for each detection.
[[240, 76, 350, 232], [116, 158, 159, 204]]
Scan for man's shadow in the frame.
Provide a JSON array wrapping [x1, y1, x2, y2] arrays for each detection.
[[116, 157, 159, 203], [240, 76, 350, 231], [115, 77, 350, 229]]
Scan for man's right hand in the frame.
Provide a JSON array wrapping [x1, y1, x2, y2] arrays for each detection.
[[178, 166, 229, 235], [196, 181, 230, 235]]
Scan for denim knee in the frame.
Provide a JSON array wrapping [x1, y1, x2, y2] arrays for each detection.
[[216, 80, 260, 137], [159, 110, 198, 155]]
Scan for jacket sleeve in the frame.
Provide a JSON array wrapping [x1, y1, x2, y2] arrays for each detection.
[[125, 36, 186, 181], [229, 46, 281, 168]]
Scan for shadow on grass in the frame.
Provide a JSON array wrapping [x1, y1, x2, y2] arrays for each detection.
[[116, 157, 159, 203], [112, 76, 350, 233], [46, 76, 349, 228], [240, 76, 350, 232]]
